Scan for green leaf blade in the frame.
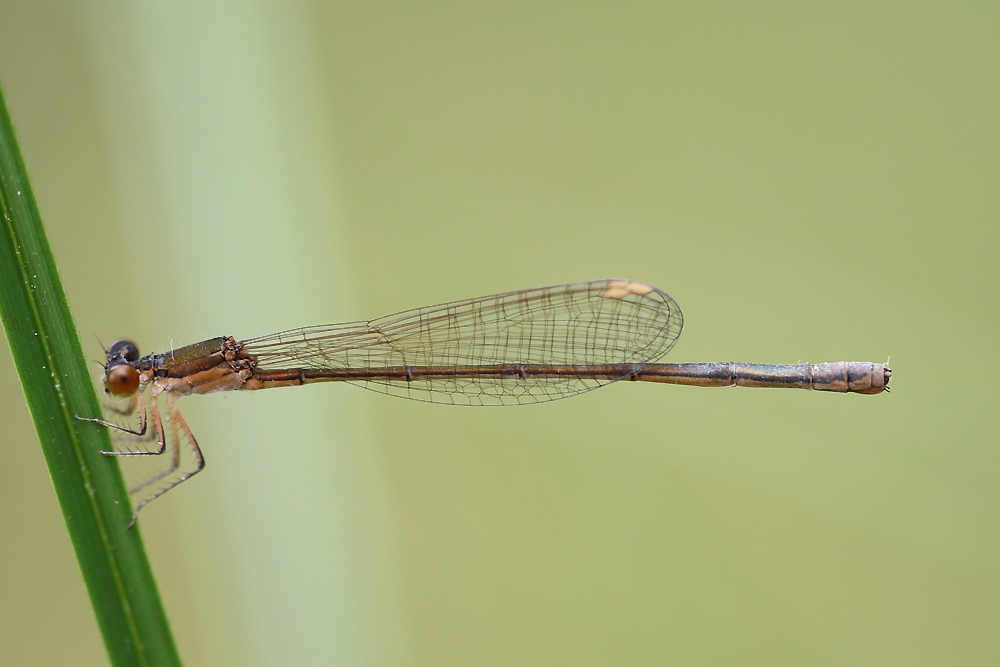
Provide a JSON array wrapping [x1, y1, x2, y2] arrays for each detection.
[[0, 80, 180, 666]]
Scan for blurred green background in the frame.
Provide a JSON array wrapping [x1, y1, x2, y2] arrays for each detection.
[[1, 1, 997, 665]]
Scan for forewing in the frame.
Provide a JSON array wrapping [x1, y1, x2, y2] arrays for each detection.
[[243, 279, 683, 405]]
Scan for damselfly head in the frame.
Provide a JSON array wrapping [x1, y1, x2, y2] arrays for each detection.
[[104, 339, 141, 397]]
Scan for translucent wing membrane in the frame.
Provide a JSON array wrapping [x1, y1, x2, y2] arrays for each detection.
[[242, 279, 684, 405]]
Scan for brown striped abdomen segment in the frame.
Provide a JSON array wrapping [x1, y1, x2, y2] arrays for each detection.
[[637, 362, 891, 394]]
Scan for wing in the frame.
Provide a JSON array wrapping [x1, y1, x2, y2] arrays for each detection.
[[242, 279, 683, 405]]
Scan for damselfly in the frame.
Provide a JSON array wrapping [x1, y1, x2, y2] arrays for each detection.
[[78, 279, 890, 527]]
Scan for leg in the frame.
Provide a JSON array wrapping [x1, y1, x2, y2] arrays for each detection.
[[107, 420, 160, 454], [76, 391, 148, 438], [102, 391, 138, 417], [124, 392, 206, 529], [99, 391, 166, 457]]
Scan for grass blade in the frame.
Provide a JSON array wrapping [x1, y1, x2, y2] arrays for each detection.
[[0, 81, 181, 665]]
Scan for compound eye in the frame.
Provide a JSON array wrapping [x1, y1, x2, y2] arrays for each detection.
[[106, 363, 140, 397], [108, 339, 140, 363]]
